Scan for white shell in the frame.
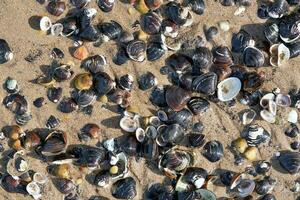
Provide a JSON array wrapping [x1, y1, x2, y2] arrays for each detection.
[[149, 116, 161, 127], [119, 116, 138, 132], [260, 93, 275, 108], [111, 153, 128, 180], [268, 100, 277, 116], [218, 20, 230, 32], [217, 77, 242, 102], [135, 127, 146, 142], [51, 23, 64, 36], [39, 16, 52, 31], [26, 182, 41, 200], [260, 110, 276, 123], [288, 110, 298, 124], [269, 43, 290, 67], [7, 151, 29, 177], [234, 6, 246, 16], [242, 110, 256, 125], [103, 138, 116, 152], [275, 93, 291, 107], [33, 173, 48, 184]]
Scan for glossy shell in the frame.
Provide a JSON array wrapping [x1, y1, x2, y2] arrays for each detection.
[[243, 46, 265, 67], [46, 1, 66, 16], [156, 124, 184, 146], [3, 93, 28, 115], [54, 65, 73, 82], [70, 0, 90, 8], [82, 55, 107, 74], [231, 30, 255, 53], [150, 86, 167, 107], [192, 72, 218, 95], [264, 23, 279, 44], [138, 71, 157, 90], [47, 87, 63, 103], [166, 86, 191, 111], [147, 42, 165, 61], [192, 47, 213, 71], [269, 43, 290, 67], [111, 177, 137, 199], [166, 54, 192, 73], [40, 130, 68, 156], [45, 115, 61, 129], [202, 140, 224, 162], [140, 12, 162, 35], [93, 72, 115, 95], [126, 40, 147, 62], [242, 125, 271, 146], [73, 46, 89, 60], [39, 17, 52, 32], [119, 115, 139, 132], [255, 176, 276, 195], [70, 145, 106, 167], [278, 151, 300, 174], [187, 97, 210, 115], [187, 0, 205, 15], [98, 21, 122, 41], [58, 98, 78, 113], [217, 77, 241, 102], [213, 46, 233, 67], [97, 0, 115, 12], [118, 74, 134, 91]]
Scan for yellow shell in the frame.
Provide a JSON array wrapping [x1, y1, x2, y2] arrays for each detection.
[[55, 164, 71, 179], [9, 125, 23, 140], [109, 165, 119, 175], [135, 0, 149, 14], [12, 139, 22, 150], [233, 138, 248, 154], [73, 46, 89, 60], [98, 95, 108, 103], [137, 30, 149, 41], [74, 73, 93, 90], [126, 105, 139, 114], [75, 178, 83, 185], [243, 146, 258, 161]]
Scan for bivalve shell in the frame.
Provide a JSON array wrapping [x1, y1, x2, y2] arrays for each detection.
[[217, 77, 241, 102]]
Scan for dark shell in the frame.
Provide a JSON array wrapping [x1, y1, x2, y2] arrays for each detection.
[[192, 47, 213, 71], [58, 98, 78, 113], [98, 21, 122, 40], [46, 1, 66, 16], [146, 183, 174, 200], [141, 138, 159, 159], [113, 47, 129, 65], [147, 42, 165, 61], [70, 0, 90, 8], [33, 97, 45, 108], [204, 26, 218, 41], [126, 40, 147, 62], [54, 66, 73, 82], [74, 90, 96, 107], [70, 145, 106, 167], [168, 109, 193, 128], [243, 72, 264, 92], [82, 55, 106, 74], [93, 72, 115, 96], [97, 0, 115, 12], [54, 178, 76, 194], [80, 123, 100, 139], [220, 170, 236, 186], [112, 177, 137, 199], [157, 124, 184, 146], [232, 30, 254, 53], [182, 167, 208, 188], [15, 113, 32, 126], [210, 65, 232, 81], [243, 46, 264, 67], [192, 72, 218, 95], [94, 171, 110, 187], [138, 72, 157, 91], [79, 25, 101, 42], [40, 130, 67, 156], [161, 20, 179, 38], [159, 150, 192, 174], [1, 174, 26, 194], [287, 0, 300, 4], [166, 86, 191, 111], [256, 160, 271, 175], [47, 87, 63, 103], [108, 88, 131, 107], [78, 8, 96, 29], [230, 65, 248, 81], [0, 39, 13, 64], [150, 86, 168, 107], [285, 123, 299, 138], [279, 14, 300, 41], [220, 0, 235, 6], [188, 0, 205, 15], [89, 196, 110, 200], [140, 12, 162, 35], [118, 74, 134, 91], [187, 97, 210, 115], [278, 151, 300, 174], [286, 42, 300, 58], [291, 141, 300, 150], [268, 0, 289, 18], [192, 122, 204, 133], [242, 125, 271, 146], [264, 23, 279, 44], [121, 136, 139, 156], [118, 31, 134, 44], [234, 179, 255, 198], [202, 140, 224, 162], [3, 93, 28, 115], [260, 194, 276, 200], [61, 17, 78, 37], [51, 48, 64, 59], [255, 177, 276, 195], [167, 54, 192, 73], [179, 73, 194, 91], [188, 133, 205, 147], [46, 115, 60, 129], [213, 46, 233, 67], [235, 0, 251, 6], [164, 2, 189, 26], [257, 4, 269, 19]]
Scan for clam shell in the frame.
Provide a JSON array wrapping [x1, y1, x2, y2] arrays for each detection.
[[188, 0, 205, 15], [278, 151, 300, 174], [279, 16, 300, 43], [7, 151, 29, 177], [275, 93, 291, 107], [268, 0, 289, 18], [202, 140, 224, 162], [192, 47, 213, 71], [286, 41, 300, 58], [70, 145, 106, 167], [269, 43, 290, 67], [98, 21, 122, 41], [135, 127, 146, 142], [260, 93, 275, 108], [41, 130, 68, 156], [166, 86, 191, 111], [73, 46, 89, 60], [111, 177, 137, 199], [74, 90, 96, 107], [187, 97, 210, 115], [243, 46, 265, 67], [3, 93, 28, 115], [242, 125, 271, 146], [161, 20, 179, 38], [54, 178, 76, 194], [126, 40, 147, 62], [192, 72, 218, 95], [255, 177, 276, 195], [46, 1, 66, 16], [256, 160, 271, 175], [288, 110, 298, 123], [260, 110, 276, 123], [2, 174, 26, 194], [53, 65, 73, 82], [51, 23, 63, 36], [242, 109, 256, 125], [118, 74, 134, 91], [138, 71, 157, 90], [94, 171, 110, 187], [264, 23, 279, 44], [97, 0, 115, 12], [47, 87, 63, 103], [213, 46, 233, 66], [119, 116, 139, 132], [146, 42, 165, 61], [58, 98, 78, 113], [140, 12, 162, 35], [33, 173, 48, 184], [217, 77, 241, 102], [166, 54, 192, 73], [26, 182, 41, 199], [235, 179, 255, 198], [39, 16, 52, 31], [285, 123, 299, 138], [231, 30, 255, 53], [93, 72, 115, 95], [70, 0, 91, 8], [45, 115, 60, 129], [156, 123, 184, 146], [150, 86, 167, 107]]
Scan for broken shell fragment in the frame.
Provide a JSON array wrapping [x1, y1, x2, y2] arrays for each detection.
[[119, 115, 139, 132], [26, 182, 41, 199], [288, 110, 298, 123], [242, 109, 256, 125], [217, 77, 242, 102]]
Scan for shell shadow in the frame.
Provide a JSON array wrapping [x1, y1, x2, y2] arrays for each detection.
[[101, 115, 122, 129], [28, 16, 42, 30], [270, 154, 289, 174]]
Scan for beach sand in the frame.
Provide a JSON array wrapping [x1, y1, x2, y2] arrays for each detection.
[[0, 0, 300, 199]]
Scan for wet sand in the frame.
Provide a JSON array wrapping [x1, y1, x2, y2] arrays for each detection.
[[0, 0, 300, 199]]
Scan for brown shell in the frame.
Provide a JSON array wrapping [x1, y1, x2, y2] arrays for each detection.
[[210, 65, 232, 81], [9, 125, 23, 140], [166, 86, 191, 111], [41, 130, 68, 156], [73, 46, 89, 60], [74, 73, 93, 90], [81, 123, 101, 139], [46, 1, 66, 17], [23, 131, 42, 150]]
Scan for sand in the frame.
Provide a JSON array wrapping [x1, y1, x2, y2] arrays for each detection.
[[0, 0, 300, 199]]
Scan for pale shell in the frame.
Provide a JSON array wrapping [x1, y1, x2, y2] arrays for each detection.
[[260, 93, 275, 109], [119, 116, 139, 132], [40, 16, 52, 31], [242, 109, 256, 125], [51, 23, 64, 36], [269, 43, 290, 67], [26, 182, 41, 199], [217, 77, 241, 102], [135, 127, 146, 142], [260, 110, 276, 124], [288, 110, 298, 124]]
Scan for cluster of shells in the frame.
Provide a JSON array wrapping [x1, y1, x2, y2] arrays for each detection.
[[1, 0, 300, 199]]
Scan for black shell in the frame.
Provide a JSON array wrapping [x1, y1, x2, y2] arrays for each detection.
[[141, 138, 159, 159], [182, 167, 208, 187], [187, 97, 210, 115], [0, 39, 13, 64], [278, 151, 300, 174], [157, 124, 184, 146], [79, 25, 101, 42], [146, 183, 174, 200], [97, 0, 115, 12], [78, 8, 96, 29], [179, 73, 194, 90], [257, 4, 269, 19], [54, 66, 73, 82], [47, 87, 63, 103], [192, 47, 213, 71], [1, 174, 26, 194], [164, 2, 189, 26], [286, 42, 300, 58], [213, 46, 233, 67], [255, 177, 276, 195], [264, 23, 279, 44], [140, 12, 162, 35], [113, 47, 129, 65], [150, 86, 168, 107], [204, 26, 218, 42], [242, 125, 271, 146], [268, 0, 289, 19], [58, 98, 78, 113], [287, 0, 300, 4], [168, 108, 193, 128], [138, 72, 157, 91], [147, 42, 165, 61], [3, 93, 28, 115], [235, 0, 251, 6], [33, 97, 45, 108], [188, 133, 205, 147], [74, 90, 96, 107], [46, 115, 60, 129], [82, 55, 106, 74], [220, 0, 235, 6], [192, 72, 218, 95], [260, 194, 276, 200], [93, 72, 115, 96], [188, 0, 205, 15], [243, 72, 264, 92], [159, 150, 192, 173], [285, 123, 299, 138], [118, 74, 134, 91], [111, 177, 137, 199], [220, 170, 235, 186], [291, 141, 300, 150], [40, 130, 67, 156], [256, 160, 271, 175], [61, 17, 78, 37], [51, 48, 64, 59], [70, 0, 90, 8], [16, 113, 32, 126], [46, 1, 66, 16], [278, 14, 300, 41], [54, 178, 76, 194], [166, 54, 192, 73], [70, 145, 106, 167], [202, 140, 224, 162], [243, 47, 264, 67], [126, 40, 147, 62], [98, 21, 122, 41], [166, 86, 191, 111], [94, 171, 110, 187], [231, 30, 254, 53]]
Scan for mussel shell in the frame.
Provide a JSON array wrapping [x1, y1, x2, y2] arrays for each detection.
[[187, 97, 210, 115], [54, 66, 73, 82], [188, 133, 205, 147], [2, 174, 26, 194], [94, 171, 110, 187], [278, 151, 300, 174], [79, 25, 101, 42], [220, 170, 236, 186], [40, 130, 67, 156], [157, 124, 184, 146], [243, 72, 264, 92], [264, 23, 279, 44], [113, 47, 129, 65], [168, 109, 193, 128], [220, 0, 235, 6], [213, 46, 233, 67], [82, 55, 107, 74], [146, 183, 174, 200], [70, 0, 90, 8], [140, 12, 162, 35], [0, 39, 13, 64], [179, 73, 194, 91], [97, 0, 115, 12], [256, 160, 271, 174], [126, 40, 147, 62], [192, 47, 213, 71], [285, 124, 299, 138], [202, 140, 224, 162], [164, 2, 189, 26], [47, 87, 63, 103], [61, 17, 78, 37], [181, 167, 208, 188], [243, 47, 265, 67], [192, 72, 218, 95], [150, 86, 168, 107], [3, 93, 28, 115], [242, 125, 271, 146], [188, 0, 205, 15], [118, 74, 134, 91], [147, 42, 165, 61], [46, 115, 61, 129], [93, 72, 115, 96], [70, 145, 106, 167], [286, 41, 300, 58], [58, 98, 78, 113], [46, 1, 66, 16], [111, 177, 137, 199], [108, 88, 131, 107], [98, 21, 122, 41], [161, 20, 179, 38], [279, 14, 300, 42], [54, 178, 76, 194], [255, 177, 276, 195], [141, 138, 159, 159], [166, 86, 191, 111], [231, 30, 254, 53], [268, 0, 289, 19], [15, 113, 32, 126], [138, 71, 157, 90], [166, 54, 192, 73]]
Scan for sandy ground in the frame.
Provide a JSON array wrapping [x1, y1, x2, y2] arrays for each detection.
[[0, 0, 300, 199]]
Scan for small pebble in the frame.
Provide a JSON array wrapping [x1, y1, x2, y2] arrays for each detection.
[[0, 132, 5, 140], [234, 6, 246, 16], [50, 48, 64, 59], [291, 141, 300, 150], [33, 97, 45, 108], [218, 20, 230, 32]]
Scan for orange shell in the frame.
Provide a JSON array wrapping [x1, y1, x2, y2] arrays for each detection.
[[73, 46, 89, 60]]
